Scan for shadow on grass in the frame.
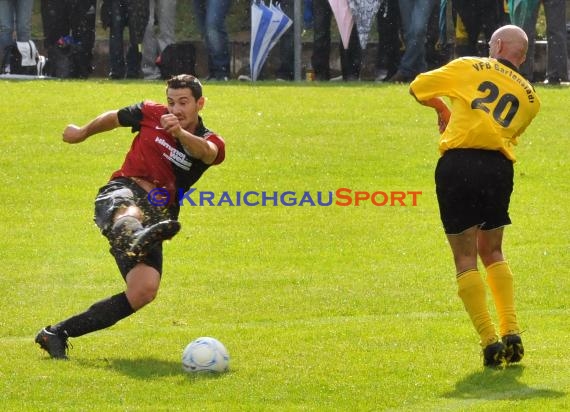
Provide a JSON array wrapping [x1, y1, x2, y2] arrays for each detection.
[[77, 357, 229, 381], [443, 365, 566, 400]]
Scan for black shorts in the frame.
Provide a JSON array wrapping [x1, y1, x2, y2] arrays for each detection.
[[435, 149, 514, 234], [93, 177, 174, 278]]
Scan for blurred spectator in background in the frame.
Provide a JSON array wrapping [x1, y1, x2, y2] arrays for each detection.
[[0, 0, 34, 63], [452, 8, 469, 57], [40, 0, 97, 78], [102, 0, 149, 79], [142, 0, 177, 80], [425, 1, 449, 70], [375, 0, 401, 81], [274, 0, 294, 80], [311, 0, 361, 81], [389, 0, 438, 82], [192, 0, 231, 81], [453, 0, 506, 57], [304, 0, 313, 29], [338, 25, 361, 80], [516, 0, 568, 84]]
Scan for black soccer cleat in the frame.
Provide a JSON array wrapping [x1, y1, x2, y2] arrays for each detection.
[[502, 334, 524, 364], [128, 220, 181, 257], [35, 327, 69, 359], [483, 341, 507, 368]]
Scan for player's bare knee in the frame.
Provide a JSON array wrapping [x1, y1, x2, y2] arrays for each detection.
[[479, 250, 504, 268], [138, 287, 158, 306], [126, 286, 158, 310], [113, 205, 143, 222]]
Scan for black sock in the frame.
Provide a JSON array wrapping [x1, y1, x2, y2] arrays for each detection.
[[52, 292, 135, 338]]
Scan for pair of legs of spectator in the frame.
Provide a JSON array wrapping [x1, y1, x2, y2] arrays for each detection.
[[108, 0, 149, 79], [453, 0, 506, 58], [40, 0, 96, 78], [311, 0, 361, 81], [141, 0, 177, 80], [0, 0, 33, 63], [519, 0, 568, 84], [388, 0, 437, 82], [193, 0, 231, 81]]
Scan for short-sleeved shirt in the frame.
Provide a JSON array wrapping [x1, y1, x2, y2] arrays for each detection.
[[110, 101, 225, 202], [410, 57, 540, 162]]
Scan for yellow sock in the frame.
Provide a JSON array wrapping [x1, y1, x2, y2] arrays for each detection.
[[457, 269, 498, 346], [486, 261, 520, 337]]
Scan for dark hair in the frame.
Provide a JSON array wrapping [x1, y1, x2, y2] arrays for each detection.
[[166, 74, 203, 100]]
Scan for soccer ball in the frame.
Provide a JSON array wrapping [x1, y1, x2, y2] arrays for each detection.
[[182, 337, 230, 373]]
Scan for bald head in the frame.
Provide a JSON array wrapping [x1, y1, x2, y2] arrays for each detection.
[[489, 25, 528, 68]]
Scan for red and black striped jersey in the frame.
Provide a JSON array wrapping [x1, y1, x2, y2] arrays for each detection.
[[110, 100, 225, 202]]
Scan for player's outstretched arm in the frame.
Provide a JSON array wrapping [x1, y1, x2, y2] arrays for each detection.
[[62, 110, 120, 144]]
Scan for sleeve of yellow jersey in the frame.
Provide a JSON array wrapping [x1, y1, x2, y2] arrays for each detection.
[[410, 59, 465, 102]]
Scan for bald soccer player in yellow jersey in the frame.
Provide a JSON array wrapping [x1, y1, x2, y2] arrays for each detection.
[[409, 25, 540, 368]]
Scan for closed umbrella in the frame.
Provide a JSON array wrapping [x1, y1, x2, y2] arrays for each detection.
[[328, 0, 354, 50], [347, 0, 382, 49], [250, 1, 293, 81]]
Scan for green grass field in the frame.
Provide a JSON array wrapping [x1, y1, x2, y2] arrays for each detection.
[[0, 79, 568, 411]]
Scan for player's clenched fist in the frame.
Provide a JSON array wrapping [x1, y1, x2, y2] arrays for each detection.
[[160, 113, 183, 138], [62, 124, 87, 144]]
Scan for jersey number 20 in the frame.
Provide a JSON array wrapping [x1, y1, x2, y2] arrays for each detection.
[[471, 81, 519, 127]]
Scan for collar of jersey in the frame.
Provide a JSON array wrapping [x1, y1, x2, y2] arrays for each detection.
[[496, 58, 519, 73]]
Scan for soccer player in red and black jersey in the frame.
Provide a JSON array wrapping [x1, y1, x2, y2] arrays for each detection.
[[35, 74, 225, 359], [410, 25, 540, 368]]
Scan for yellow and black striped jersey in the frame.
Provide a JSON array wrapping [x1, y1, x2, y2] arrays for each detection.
[[410, 57, 541, 162]]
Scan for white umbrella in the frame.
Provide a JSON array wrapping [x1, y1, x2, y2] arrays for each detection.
[[328, 0, 354, 50], [348, 0, 382, 49], [250, 1, 293, 81]]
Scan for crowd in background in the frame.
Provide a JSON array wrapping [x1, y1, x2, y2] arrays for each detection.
[[0, 0, 568, 84]]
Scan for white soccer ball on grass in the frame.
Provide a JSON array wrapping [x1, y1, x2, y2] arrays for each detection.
[[182, 337, 230, 373]]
